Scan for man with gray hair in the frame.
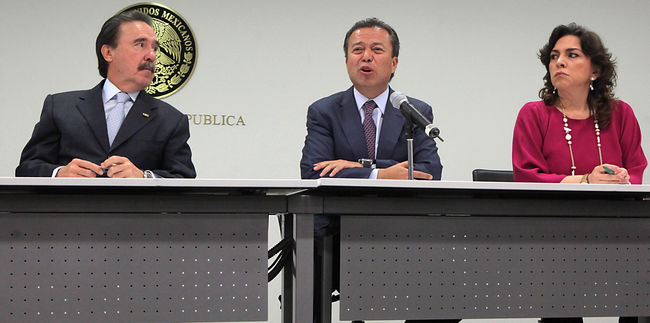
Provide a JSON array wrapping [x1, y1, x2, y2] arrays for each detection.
[[17, 10, 195, 178]]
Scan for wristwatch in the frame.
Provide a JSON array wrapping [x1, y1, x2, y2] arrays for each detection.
[[358, 158, 374, 168], [143, 170, 155, 178]]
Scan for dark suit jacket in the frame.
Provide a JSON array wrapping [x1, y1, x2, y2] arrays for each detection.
[[16, 81, 196, 178], [300, 86, 442, 180]]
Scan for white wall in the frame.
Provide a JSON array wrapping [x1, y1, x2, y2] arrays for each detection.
[[2, 0, 649, 182], [3, 1, 648, 322]]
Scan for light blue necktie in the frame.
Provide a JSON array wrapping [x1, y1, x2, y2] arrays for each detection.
[[107, 92, 130, 146]]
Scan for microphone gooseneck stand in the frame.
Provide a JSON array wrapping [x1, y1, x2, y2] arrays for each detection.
[[392, 91, 444, 180], [403, 114, 415, 180]]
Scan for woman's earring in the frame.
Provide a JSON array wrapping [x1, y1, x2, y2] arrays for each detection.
[[589, 77, 595, 91], [553, 87, 557, 94]]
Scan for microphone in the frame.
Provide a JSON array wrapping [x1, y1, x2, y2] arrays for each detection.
[[389, 91, 443, 141]]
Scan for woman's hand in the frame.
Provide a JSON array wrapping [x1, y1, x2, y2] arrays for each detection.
[[588, 164, 630, 184]]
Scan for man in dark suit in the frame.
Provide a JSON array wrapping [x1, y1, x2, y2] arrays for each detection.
[[300, 18, 441, 181], [300, 87, 441, 180], [16, 10, 195, 178], [300, 18, 455, 323]]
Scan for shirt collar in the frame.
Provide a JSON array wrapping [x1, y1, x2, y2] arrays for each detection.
[[102, 79, 140, 104], [353, 87, 388, 115]]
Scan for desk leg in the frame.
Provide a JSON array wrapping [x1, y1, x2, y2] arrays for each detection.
[[315, 234, 333, 323], [283, 213, 313, 323], [281, 214, 293, 323]]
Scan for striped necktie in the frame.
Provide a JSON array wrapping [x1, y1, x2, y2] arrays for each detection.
[[362, 100, 377, 159]]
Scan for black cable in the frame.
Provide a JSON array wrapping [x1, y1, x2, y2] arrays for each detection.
[[268, 245, 291, 281], [268, 237, 293, 282], [269, 237, 291, 258]]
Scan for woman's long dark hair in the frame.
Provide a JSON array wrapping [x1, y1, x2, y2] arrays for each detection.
[[538, 23, 617, 128]]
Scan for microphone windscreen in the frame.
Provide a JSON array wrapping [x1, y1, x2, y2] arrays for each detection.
[[389, 91, 408, 108]]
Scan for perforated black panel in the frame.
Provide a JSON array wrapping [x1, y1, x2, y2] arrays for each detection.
[[1, 213, 267, 322], [340, 216, 650, 320]]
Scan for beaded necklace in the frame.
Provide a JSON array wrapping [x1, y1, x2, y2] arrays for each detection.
[[559, 101, 603, 176]]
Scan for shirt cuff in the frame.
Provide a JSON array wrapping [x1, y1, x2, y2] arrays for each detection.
[[369, 169, 378, 179], [52, 166, 64, 177]]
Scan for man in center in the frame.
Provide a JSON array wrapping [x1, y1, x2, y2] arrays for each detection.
[[301, 18, 454, 323], [300, 18, 442, 181]]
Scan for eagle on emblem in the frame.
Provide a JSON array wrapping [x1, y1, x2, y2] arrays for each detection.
[[151, 19, 182, 81]]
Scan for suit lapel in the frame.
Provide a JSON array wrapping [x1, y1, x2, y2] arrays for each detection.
[[377, 89, 405, 159], [338, 87, 368, 159], [76, 82, 110, 152], [110, 91, 157, 152]]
